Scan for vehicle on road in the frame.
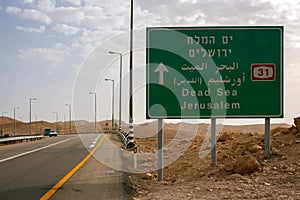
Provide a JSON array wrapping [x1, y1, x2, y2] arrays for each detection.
[[49, 130, 58, 137]]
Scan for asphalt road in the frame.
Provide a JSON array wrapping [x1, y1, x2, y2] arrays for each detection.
[[0, 135, 91, 200]]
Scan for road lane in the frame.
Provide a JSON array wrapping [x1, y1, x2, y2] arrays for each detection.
[[40, 134, 107, 199], [0, 134, 100, 200], [0, 135, 76, 161], [0, 137, 77, 163]]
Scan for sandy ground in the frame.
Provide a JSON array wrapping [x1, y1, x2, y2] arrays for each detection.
[[128, 123, 300, 199]]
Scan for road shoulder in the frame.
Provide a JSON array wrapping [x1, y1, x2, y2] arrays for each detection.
[[51, 134, 134, 200]]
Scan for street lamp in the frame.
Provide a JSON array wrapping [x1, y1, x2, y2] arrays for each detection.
[[105, 78, 115, 132], [89, 92, 97, 133], [13, 107, 19, 136], [109, 51, 123, 132], [29, 97, 37, 135], [2, 112, 7, 136], [65, 104, 71, 134], [53, 112, 58, 132]]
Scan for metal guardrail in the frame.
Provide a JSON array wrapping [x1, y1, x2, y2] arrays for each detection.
[[118, 130, 128, 146], [118, 130, 136, 152], [0, 135, 43, 144]]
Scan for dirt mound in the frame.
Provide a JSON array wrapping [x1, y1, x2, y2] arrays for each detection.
[[233, 154, 260, 174], [129, 122, 300, 199], [294, 117, 300, 133]]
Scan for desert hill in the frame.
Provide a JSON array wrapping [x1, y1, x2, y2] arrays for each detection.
[[0, 116, 120, 136], [0, 116, 290, 137], [134, 121, 290, 139]]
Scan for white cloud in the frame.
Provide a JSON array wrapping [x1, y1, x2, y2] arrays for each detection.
[[179, 0, 198, 4], [82, 0, 102, 6], [50, 7, 85, 25], [77, 28, 102, 44], [81, 6, 103, 17], [16, 25, 46, 33], [252, 0, 300, 22], [73, 28, 108, 57], [37, 0, 56, 12], [134, 0, 300, 26], [23, 0, 36, 4], [17, 43, 71, 67], [99, 0, 128, 16], [22, 9, 52, 24], [0, 5, 2, 10], [52, 23, 80, 35], [6, 6, 22, 14], [60, 0, 81, 6], [6, 7, 52, 24]]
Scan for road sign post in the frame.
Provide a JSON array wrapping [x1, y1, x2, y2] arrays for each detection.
[[211, 118, 217, 166], [265, 118, 271, 157], [158, 118, 163, 181], [146, 26, 283, 172]]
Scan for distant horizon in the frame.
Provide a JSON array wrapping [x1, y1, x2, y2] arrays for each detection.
[[0, 115, 293, 126]]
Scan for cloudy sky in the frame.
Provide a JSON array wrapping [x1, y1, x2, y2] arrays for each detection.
[[0, 0, 300, 125]]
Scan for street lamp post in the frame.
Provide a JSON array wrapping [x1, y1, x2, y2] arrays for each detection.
[[2, 112, 7, 136], [65, 104, 71, 134], [19, 116, 23, 135], [13, 107, 19, 136], [35, 114, 38, 135], [128, 0, 134, 142], [89, 92, 97, 133], [53, 112, 58, 132], [29, 98, 37, 135], [63, 114, 66, 134], [105, 78, 115, 132], [109, 51, 123, 132]]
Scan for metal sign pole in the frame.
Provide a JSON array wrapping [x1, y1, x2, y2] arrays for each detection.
[[158, 118, 163, 181], [265, 118, 271, 157], [211, 118, 217, 166]]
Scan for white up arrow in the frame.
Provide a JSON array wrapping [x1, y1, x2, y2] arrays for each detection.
[[154, 62, 168, 85]]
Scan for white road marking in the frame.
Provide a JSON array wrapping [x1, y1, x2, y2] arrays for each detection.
[[0, 137, 77, 163], [89, 135, 102, 149]]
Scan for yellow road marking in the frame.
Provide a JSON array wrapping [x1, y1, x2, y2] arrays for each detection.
[[40, 134, 107, 200]]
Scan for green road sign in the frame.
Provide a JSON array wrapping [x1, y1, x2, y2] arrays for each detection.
[[146, 26, 283, 119]]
